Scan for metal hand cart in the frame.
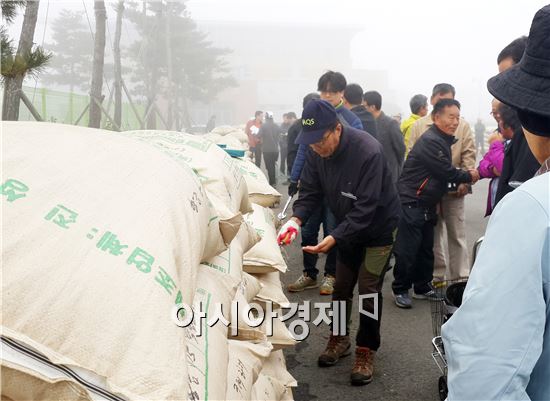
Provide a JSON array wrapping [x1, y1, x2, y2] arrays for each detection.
[[430, 236, 484, 400]]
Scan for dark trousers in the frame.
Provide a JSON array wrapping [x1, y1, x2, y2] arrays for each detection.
[[333, 243, 394, 350], [392, 204, 437, 295], [252, 145, 262, 168], [279, 142, 287, 174], [301, 202, 337, 279], [263, 152, 278, 186]]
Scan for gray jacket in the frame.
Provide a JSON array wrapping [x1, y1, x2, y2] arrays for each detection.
[[258, 120, 282, 153], [375, 112, 406, 184]]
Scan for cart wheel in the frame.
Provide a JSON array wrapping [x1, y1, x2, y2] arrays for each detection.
[[438, 375, 448, 401]]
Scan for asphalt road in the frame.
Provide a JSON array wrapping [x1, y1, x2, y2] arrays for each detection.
[[271, 171, 491, 401]]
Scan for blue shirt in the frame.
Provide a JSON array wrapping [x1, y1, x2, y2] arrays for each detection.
[[442, 170, 550, 401]]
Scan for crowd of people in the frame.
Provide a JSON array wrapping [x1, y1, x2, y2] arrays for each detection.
[[270, 4, 549, 397]]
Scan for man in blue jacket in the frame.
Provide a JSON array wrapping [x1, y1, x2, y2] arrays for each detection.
[[278, 99, 400, 386], [287, 71, 363, 296], [442, 6, 550, 400]]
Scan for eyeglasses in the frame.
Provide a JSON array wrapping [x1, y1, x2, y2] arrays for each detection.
[[312, 131, 334, 147]]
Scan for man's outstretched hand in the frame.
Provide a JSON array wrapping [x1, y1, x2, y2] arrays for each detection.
[[302, 235, 336, 254]]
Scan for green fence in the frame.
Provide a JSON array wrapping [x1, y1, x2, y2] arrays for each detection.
[[13, 86, 146, 131]]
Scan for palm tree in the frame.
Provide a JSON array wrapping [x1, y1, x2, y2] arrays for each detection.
[[1, 0, 51, 121]]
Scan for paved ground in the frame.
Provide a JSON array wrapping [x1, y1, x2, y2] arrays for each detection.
[[271, 171, 490, 401]]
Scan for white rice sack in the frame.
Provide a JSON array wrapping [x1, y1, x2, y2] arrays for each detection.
[[229, 306, 297, 351], [261, 350, 298, 388], [0, 363, 95, 401], [1, 338, 120, 401], [254, 271, 290, 308], [234, 158, 281, 207], [216, 134, 245, 150], [211, 125, 236, 136], [2, 121, 223, 400], [238, 272, 263, 303], [251, 374, 293, 401], [227, 129, 249, 145], [230, 275, 263, 343], [262, 311, 299, 351], [124, 130, 253, 222], [225, 340, 272, 401], [202, 132, 222, 143], [201, 222, 259, 284], [244, 204, 287, 274], [185, 267, 239, 401]]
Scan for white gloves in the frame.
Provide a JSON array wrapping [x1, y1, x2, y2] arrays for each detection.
[[277, 219, 300, 246]]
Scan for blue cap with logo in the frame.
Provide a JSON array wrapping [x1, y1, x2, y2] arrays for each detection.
[[296, 99, 338, 145]]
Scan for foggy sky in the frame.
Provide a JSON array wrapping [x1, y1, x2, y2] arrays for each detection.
[[7, 0, 548, 125], [186, 0, 547, 124]]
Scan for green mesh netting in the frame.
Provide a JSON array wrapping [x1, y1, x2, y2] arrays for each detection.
[[11, 86, 147, 131]]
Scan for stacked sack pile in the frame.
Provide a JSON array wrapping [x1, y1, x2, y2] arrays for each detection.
[[205, 125, 249, 151], [1, 122, 295, 401]]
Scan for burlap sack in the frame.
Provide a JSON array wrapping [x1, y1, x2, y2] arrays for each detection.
[[225, 340, 272, 401], [124, 130, 253, 220], [244, 205, 287, 274], [2, 121, 225, 400], [233, 158, 281, 207]]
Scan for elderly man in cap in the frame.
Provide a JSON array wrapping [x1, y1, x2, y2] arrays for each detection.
[[277, 99, 400, 386], [407, 83, 476, 283], [442, 5, 550, 400], [391, 99, 479, 309]]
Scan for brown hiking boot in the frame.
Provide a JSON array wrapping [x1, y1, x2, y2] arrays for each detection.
[[318, 335, 351, 367], [350, 347, 375, 386]]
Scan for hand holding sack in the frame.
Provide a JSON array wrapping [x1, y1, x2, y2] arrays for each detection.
[[277, 219, 300, 246]]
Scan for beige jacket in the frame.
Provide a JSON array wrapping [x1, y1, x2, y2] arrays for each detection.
[[407, 115, 476, 169]]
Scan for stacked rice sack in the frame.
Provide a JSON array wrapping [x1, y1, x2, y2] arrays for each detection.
[[1, 122, 296, 400], [209, 125, 249, 150], [223, 161, 296, 401], [1, 122, 228, 400], [121, 130, 296, 400]]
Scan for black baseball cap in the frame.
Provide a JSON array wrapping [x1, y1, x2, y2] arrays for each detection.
[[296, 99, 338, 145]]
